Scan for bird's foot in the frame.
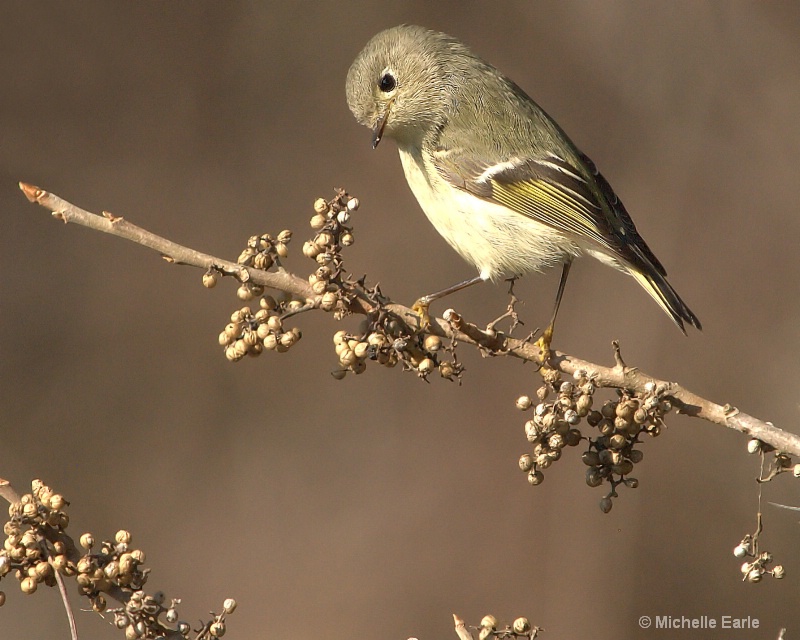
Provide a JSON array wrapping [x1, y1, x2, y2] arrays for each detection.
[[411, 297, 432, 330], [534, 325, 554, 365]]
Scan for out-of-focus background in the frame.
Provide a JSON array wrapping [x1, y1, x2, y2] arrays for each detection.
[[2, 2, 799, 638]]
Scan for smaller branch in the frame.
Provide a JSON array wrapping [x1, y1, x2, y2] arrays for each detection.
[[441, 308, 507, 353], [485, 278, 523, 334], [19, 183, 315, 302], [0, 478, 21, 504], [34, 533, 80, 640], [612, 340, 626, 369], [454, 614, 474, 640], [54, 569, 78, 640]]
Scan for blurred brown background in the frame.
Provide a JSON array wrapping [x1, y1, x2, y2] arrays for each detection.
[[2, 2, 799, 638]]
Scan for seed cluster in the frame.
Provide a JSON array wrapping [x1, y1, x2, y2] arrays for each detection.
[[0, 479, 68, 600], [516, 370, 672, 512], [0, 480, 236, 638], [331, 327, 462, 381], [216, 191, 365, 363], [216, 224, 306, 363], [729, 443, 795, 584], [219, 298, 303, 362], [476, 614, 541, 640], [106, 591, 236, 639], [202, 229, 293, 294], [74, 528, 148, 600], [236, 230, 293, 298], [733, 534, 785, 583], [304, 192, 361, 318], [209, 191, 466, 383]]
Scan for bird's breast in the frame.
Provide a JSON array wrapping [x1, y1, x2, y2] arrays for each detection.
[[397, 146, 579, 280]]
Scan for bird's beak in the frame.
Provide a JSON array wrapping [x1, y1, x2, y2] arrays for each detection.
[[371, 100, 393, 149], [371, 111, 389, 149]]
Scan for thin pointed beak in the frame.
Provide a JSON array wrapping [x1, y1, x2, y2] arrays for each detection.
[[372, 110, 389, 149], [371, 99, 394, 149]]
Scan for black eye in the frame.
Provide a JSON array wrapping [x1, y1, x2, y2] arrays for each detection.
[[378, 72, 396, 93]]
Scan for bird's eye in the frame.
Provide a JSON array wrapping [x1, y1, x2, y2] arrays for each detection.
[[378, 72, 396, 93]]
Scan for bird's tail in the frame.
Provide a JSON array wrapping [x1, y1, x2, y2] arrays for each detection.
[[628, 267, 702, 334]]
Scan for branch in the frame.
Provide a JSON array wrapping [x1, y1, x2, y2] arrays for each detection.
[[18, 182, 800, 458], [18, 182, 314, 301]]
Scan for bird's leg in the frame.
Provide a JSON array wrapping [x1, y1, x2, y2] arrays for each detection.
[[486, 276, 523, 334], [412, 275, 485, 328], [535, 260, 572, 363]]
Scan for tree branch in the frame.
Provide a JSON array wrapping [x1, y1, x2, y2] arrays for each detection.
[[18, 182, 800, 457]]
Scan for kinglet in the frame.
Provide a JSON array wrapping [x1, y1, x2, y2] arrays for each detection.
[[346, 25, 700, 350]]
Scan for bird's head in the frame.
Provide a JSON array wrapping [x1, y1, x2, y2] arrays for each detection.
[[346, 25, 460, 148]]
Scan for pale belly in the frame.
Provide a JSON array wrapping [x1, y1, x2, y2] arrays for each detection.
[[398, 146, 580, 281]]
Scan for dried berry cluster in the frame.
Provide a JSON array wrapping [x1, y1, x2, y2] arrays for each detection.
[[733, 534, 785, 583], [214, 226, 306, 362], [214, 190, 365, 363], [728, 442, 796, 584], [74, 528, 147, 601], [516, 369, 672, 512], [202, 229, 293, 295], [235, 229, 293, 298], [0, 479, 236, 639], [303, 192, 359, 318], [475, 614, 540, 640], [0, 479, 68, 600], [209, 191, 469, 382], [218, 298, 303, 362], [308, 192, 465, 380], [331, 327, 462, 380]]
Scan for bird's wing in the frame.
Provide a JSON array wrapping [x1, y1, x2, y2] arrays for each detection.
[[433, 146, 667, 276]]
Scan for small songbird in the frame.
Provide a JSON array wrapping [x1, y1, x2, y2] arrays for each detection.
[[345, 25, 700, 353]]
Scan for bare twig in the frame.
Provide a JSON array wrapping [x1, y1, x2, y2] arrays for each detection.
[[19, 183, 315, 302], [453, 614, 474, 640], [54, 569, 78, 640], [0, 478, 21, 504], [19, 183, 800, 457]]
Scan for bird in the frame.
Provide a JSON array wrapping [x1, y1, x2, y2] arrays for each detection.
[[345, 25, 700, 356]]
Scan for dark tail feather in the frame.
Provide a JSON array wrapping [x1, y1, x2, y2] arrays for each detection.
[[628, 267, 701, 333]]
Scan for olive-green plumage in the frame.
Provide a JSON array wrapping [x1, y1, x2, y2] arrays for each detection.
[[346, 25, 700, 333]]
